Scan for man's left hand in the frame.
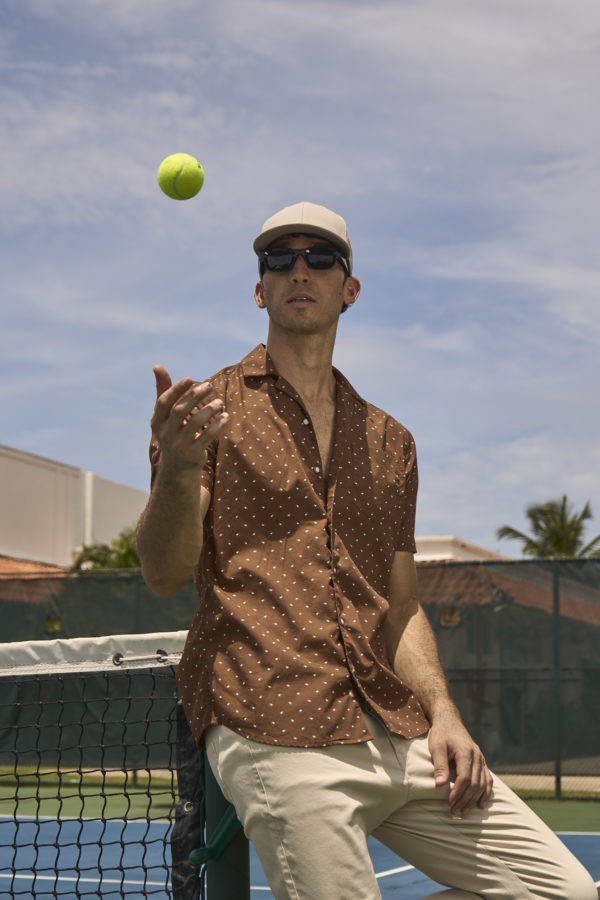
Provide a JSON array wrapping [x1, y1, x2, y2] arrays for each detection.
[[428, 710, 493, 817]]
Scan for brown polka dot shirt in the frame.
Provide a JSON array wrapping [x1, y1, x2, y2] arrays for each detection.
[[162, 345, 429, 748]]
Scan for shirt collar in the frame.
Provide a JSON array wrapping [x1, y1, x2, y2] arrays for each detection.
[[239, 344, 278, 377], [239, 343, 367, 407]]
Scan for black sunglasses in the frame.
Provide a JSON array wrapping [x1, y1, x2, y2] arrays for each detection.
[[258, 245, 349, 274]]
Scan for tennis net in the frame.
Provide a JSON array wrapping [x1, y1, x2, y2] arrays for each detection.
[[0, 631, 206, 898]]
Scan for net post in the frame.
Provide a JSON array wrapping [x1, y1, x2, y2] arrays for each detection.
[[204, 755, 250, 899]]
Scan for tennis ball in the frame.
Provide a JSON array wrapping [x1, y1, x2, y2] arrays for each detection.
[[157, 153, 204, 200]]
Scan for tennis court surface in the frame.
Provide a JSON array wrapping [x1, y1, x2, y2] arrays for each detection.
[[1, 632, 598, 898], [1, 820, 598, 897]]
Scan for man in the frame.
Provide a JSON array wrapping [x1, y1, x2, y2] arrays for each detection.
[[136, 202, 596, 899]]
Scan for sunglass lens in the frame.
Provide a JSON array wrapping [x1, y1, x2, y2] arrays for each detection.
[[265, 252, 294, 271], [307, 251, 337, 269], [261, 248, 343, 271]]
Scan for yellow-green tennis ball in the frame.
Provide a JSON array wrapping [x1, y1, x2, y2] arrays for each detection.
[[157, 153, 204, 200]]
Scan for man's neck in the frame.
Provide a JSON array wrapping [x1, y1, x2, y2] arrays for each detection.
[[265, 329, 337, 406]]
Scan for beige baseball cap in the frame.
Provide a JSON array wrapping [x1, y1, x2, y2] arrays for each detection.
[[253, 201, 353, 274]]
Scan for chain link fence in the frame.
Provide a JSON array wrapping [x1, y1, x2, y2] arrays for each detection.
[[1, 558, 599, 800], [419, 559, 600, 799]]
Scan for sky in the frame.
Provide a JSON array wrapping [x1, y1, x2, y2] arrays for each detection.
[[1, 0, 599, 555]]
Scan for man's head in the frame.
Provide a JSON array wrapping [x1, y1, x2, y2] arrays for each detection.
[[253, 202, 357, 316], [253, 201, 353, 274]]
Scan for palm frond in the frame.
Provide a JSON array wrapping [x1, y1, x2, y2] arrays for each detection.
[[498, 496, 599, 558]]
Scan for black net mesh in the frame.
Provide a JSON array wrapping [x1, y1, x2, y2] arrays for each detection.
[[0, 640, 206, 898]]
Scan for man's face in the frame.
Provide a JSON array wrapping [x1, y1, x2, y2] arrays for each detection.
[[254, 234, 360, 334]]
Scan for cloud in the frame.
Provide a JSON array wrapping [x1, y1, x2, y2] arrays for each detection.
[[1, 0, 599, 549], [416, 431, 600, 551]]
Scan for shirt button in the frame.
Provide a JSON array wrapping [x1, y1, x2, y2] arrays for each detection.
[[302, 418, 309, 425]]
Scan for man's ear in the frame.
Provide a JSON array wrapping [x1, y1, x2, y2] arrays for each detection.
[[254, 281, 267, 309], [343, 276, 361, 309]]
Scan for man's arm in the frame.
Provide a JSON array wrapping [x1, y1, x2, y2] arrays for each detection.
[[384, 551, 493, 817], [135, 365, 228, 597]]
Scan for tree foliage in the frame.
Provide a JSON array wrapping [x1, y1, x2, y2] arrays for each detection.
[[496, 495, 600, 558], [71, 525, 140, 571]]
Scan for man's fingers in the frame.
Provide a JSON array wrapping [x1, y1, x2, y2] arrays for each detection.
[[478, 767, 494, 809], [449, 751, 491, 816], [428, 718, 491, 818], [428, 736, 451, 788], [182, 397, 225, 434], [153, 379, 213, 430], [174, 409, 229, 464], [156, 384, 228, 456], [153, 364, 173, 398], [196, 410, 229, 443], [447, 753, 472, 813], [148, 366, 228, 473]]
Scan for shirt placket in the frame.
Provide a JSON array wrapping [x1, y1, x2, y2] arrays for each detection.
[[280, 381, 355, 664], [274, 376, 340, 589], [273, 377, 325, 499]]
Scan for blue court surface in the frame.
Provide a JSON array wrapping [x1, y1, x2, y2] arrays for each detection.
[[250, 834, 600, 898], [1, 819, 598, 897]]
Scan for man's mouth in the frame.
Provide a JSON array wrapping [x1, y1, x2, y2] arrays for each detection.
[[288, 295, 315, 304]]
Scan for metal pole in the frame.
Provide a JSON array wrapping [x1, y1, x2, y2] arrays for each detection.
[[204, 755, 250, 899], [552, 561, 562, 800]]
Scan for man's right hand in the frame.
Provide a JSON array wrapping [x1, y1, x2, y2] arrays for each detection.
[[137, 365, 228, 596], [151, 365, 229, 470]]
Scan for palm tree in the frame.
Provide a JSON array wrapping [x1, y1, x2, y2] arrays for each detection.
[[496, 495, 600, 558]]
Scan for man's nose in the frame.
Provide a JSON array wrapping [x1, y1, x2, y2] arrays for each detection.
[[290, 256, 310, 280]]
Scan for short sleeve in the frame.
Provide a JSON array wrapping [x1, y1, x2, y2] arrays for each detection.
[[385, 423, 418, 553]]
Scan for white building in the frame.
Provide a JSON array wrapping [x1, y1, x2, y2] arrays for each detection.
[[0, 445, 149, 568], [414, 535, 506, 563], [0, 445, 504, 569]]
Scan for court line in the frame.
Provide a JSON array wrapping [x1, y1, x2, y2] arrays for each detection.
[[2, 871, 276, 893], [376, 863, 415, 878], [5, 823, 597, 892], [1, 872, 169, 888], [557, 831, 600, 836], [2, 814, 173, 825]]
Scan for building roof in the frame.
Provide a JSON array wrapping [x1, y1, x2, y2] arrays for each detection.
[[415, 535, 507, 562], [0, 554, 64, 575], [416, 560, 600, 627]]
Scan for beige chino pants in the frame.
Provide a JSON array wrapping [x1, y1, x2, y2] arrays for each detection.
[[204, 712, 596, 900]]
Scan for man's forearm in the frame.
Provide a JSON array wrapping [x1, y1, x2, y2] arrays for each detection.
[[385, 553, 457, 722], [136, 462, 205, 596], [389, 605, 458, 722], [386, 550, 492, 812]]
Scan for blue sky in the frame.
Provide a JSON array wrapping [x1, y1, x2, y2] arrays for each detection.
[[2, 0, 599, 554]]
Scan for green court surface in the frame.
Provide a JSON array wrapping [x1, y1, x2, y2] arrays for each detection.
[[526, 798, 600, 832], [3, 770, 599, 830], [5, 770, 597, 828], [0, 768, 175, 820]]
